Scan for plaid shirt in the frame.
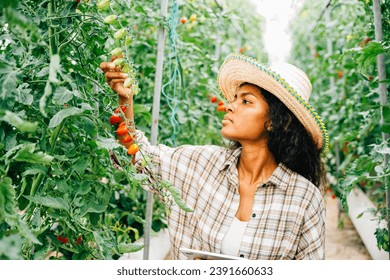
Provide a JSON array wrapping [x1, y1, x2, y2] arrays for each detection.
[[136, 130, 325, 260]]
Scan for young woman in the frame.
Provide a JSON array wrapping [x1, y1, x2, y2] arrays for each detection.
[[100, 53, 328, 260]]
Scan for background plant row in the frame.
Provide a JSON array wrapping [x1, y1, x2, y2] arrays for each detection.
[[290, 0, 389, 252]]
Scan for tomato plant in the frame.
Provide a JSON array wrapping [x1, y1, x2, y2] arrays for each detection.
[[290, 0, 389, 253]]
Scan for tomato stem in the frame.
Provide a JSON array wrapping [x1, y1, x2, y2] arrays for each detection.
[[48, 0, 58, 56]]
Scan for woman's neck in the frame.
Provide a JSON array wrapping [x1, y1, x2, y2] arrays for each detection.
[[237, 142, 278, 187]]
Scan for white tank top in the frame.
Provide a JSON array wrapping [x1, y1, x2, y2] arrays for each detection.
[[221, 217, 248, 256]]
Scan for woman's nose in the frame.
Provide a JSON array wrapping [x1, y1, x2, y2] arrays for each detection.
[[226, 101, 234, 112]]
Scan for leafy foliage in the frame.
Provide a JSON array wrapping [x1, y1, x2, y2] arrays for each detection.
[[0, 0, 266, 259], [290, 0, 389, 252]]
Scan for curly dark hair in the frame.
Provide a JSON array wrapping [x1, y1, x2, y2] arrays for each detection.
[[233, 83, 326, 191]]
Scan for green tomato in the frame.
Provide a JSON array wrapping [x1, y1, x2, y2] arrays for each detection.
[[113, 58, 124, 66], [114, 28, 127, 40], [124, 77, 134, 88], [132, 83, 140, 95], [110, 47, 123, 56], [121, 64, 130, 73], [103, 15, 117, 24], [125, 36, 133, 46], [97, 0, 110, 11]]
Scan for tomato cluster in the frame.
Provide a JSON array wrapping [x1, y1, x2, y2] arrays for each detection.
[[109, 106, 139, 156], [209, 95, 226, 112]]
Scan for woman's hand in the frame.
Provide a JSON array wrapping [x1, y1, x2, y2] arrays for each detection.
[[100, 56, 136, 149], [100, 56, 132, 102]]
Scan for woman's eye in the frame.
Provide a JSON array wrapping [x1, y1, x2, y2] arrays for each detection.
[[243, 99, 250, 104]]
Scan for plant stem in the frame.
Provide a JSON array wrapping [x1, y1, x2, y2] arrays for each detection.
[[48, 0, 58, 56]]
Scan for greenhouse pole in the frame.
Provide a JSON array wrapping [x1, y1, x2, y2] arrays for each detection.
[[324, 7, 343, 217], [144, 0, 168, 260], [372, 0, 389, 259]]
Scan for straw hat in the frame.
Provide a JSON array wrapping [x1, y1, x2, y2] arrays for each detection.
[[218, 53, 328, 152]]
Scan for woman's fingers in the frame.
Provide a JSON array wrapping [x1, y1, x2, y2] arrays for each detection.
[[105, 71, 128, 80], [112, 83, 132, 99], [100, 61, 116, 72]]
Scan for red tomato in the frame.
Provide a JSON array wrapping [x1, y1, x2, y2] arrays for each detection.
[[180, 17, 187, 24], [75, 236, 82, 245], [210, 96, 218, 103], [123, 134, 133, 143], [57, 235, 68, 244], [114, 105, 127, 114], [116, 125, 129, 136], [218, 100, 224, 106], [109, 115, 122, 125]]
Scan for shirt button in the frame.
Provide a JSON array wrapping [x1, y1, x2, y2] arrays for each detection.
[[252, 213, 256, 218]]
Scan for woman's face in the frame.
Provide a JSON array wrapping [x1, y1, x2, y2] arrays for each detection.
[[221, 84, 270, 144]]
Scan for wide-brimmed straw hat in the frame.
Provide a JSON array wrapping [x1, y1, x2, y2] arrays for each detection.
[[218, 53, 328, 152]]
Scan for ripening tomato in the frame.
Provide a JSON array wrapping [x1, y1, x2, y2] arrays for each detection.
[[190, 14, 197, 22], [210, 96, 218, 103], [216, 105, 226, 112], [116, 125, 129, 136], [114, 105, 127, 114], [180, 16, 187, 24], [122, 134, 133, 143], [337, 70, 343, 79], [218, 100, 224, 106], [110, 115, 122, 125], [127, 143, 139, 155]]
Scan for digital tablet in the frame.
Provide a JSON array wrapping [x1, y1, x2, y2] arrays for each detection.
[[179, 247, 245, 260]]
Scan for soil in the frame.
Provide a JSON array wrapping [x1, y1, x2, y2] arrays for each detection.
[[324, 192, 371, 260]]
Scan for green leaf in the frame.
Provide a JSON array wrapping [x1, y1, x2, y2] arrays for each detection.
[[15, 83, 33, 105], [80, 203, 107, 215], [48, 107, 85, 128], [24, 195, 69, 212], [39, 54, 60, 116], [135, 6, 147, 15], [0, 110, 38, 132], [0, 176, 16, 222], [382, 123, 390, 133], [0, 71, 18, 101], [52, 87, 74, 105], [161, 180, 193, 212], [92, 231, 105, 256], [17, 218, 41, 245], [0, 234, 23, 260], [383, 105, 390, 122], [118, 242, 144, 254], [13, 143, 54, 165], [96, 136, 122, 149]]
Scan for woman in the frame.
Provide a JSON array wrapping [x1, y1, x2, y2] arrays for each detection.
[[100, 53, 328, 260]]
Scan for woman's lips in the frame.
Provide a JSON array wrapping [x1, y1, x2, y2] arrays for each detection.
[[222, 115, 232, 125]]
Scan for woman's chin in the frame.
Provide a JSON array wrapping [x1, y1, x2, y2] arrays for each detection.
[[220, 129, 236, 141]]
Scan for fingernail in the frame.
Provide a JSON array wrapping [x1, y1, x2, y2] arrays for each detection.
[[121, 73, 129, 78]]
